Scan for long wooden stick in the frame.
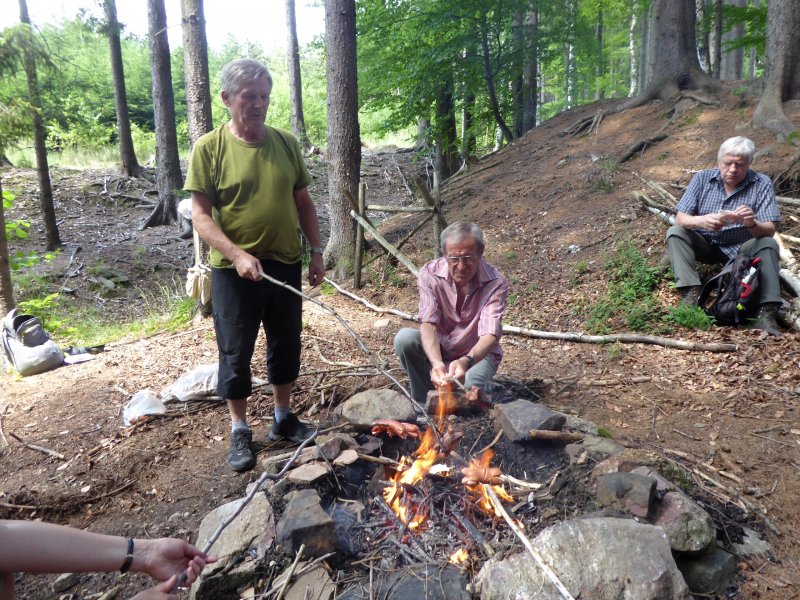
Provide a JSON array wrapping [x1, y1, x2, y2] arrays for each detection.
[[9, 432, 65, 460], [328, 284, 738, 353], [170, 434, 317, 592], [350, 210, 420, 277], [501, 325, 737, 352], [484, 486, 576, 600]]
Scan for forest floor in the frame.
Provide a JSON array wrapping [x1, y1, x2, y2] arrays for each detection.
[[2, 84, 800, 599]]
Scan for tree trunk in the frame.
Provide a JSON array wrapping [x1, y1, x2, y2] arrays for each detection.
[[628, 6, 638, 96], [697, 0, 712, 73], [144, 0, 182, 228], [434, 81, 459, 179], [720, 0, 746, 80], [637, 2, 650, 92], [644, 0, 715, 99], [324, 0, 361, 279], [414, 117, 430, 151], [749, 0, 760, 79], [286, 0, 313, 153], [595, 8, 605, 100], [461, 47, 477, 158], [511, 3, 524, 139], [0, 180, 16, 315], [105, 0, 143, 178], [713, 0, 722, 77], [479, 15, 513, 144], [523, 4, 539, 132], [181, 0, 213, 147], [19, 0, 61, 251], [753, 0, 800, 139]]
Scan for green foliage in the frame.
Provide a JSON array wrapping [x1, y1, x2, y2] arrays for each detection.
[[16, 281, 195, 346], [585, 241, 663, 334], [596, 426, 613, 439], [18, 293, 79, 340], [664, 304, 716, 330]]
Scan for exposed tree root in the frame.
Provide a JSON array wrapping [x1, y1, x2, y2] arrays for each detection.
[[619, 130, 668, 163]]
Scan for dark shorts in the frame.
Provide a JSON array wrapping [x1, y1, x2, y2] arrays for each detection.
[[211, 260, 302, 400]]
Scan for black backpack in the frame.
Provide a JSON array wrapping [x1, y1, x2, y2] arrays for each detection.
[[698, 254, 761, 325]]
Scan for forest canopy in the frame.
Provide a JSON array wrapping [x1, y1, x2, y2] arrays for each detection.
[[0, 0, 767, 166]]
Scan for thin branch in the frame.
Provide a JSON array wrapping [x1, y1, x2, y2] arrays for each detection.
[[484, 486, 575, 600], [9, 432, 65, 460]]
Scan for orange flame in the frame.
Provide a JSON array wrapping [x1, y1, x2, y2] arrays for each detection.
[[436, 380, 458, 418], [383, 427, 443, 529], [463, 449, 518, 522], [449, 548, 469, 564]]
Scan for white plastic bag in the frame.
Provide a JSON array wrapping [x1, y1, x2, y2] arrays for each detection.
[[161, 363, 219, 402], [186, 230, 212, 305], [123, 390, 166, 425]]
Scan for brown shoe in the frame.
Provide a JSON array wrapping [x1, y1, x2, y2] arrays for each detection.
[[679, 286, 702, 307], [752, 304, 783, 337]]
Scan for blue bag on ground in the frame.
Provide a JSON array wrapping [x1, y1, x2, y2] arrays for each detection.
[[1, 308, 64, 376]]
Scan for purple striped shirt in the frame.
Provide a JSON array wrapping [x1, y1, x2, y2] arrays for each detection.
[[417, 257, 509, 364]]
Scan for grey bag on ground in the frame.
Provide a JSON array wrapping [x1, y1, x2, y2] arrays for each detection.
[[2, 308, 64, 376]]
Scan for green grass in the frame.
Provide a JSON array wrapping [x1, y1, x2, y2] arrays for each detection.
[[15, 282, 196, 347], [585, 241, 663, 334], [664, 304, 716, 330]]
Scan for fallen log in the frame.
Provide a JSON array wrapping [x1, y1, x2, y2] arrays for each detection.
[[501, 325, 738, 352]]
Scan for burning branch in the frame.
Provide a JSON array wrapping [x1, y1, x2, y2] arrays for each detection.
[[484, 485, 576, 600]]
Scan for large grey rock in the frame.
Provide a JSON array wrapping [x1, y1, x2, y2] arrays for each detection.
[[272, 561, 336, 600], [275, 488, 336, 558], [474, 517, 691, 600], [567, 435, 625, 465], [334, 389, 416, 426], [632, 466, 716, 554], [377, 563, 470, 600], [676, 546, 737, 595], [190, 492, 275, 600], [596, 472, 656, 517], [494, 399, 566, 442], [649, 490, 717, 554], [732, 526, 772, 557], [592, 448, 667, 480]]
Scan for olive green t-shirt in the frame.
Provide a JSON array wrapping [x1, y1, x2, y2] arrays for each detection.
[[184, 123, 312, 268]]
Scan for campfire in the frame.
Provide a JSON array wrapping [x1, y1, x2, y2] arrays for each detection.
[[374, 382, 523, 564]]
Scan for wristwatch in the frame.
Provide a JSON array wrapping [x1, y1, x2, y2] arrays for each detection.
[[464, 354, 475, 368], [311, 247, 324, 255]]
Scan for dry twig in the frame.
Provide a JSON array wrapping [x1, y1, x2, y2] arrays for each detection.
[[484, 486, 576, 600]]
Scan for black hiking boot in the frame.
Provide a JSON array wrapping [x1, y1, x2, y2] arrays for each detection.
[[227, 428, 256, 472], [679, 285, 702, 307], [751, 304, 783, 337], [268, 412, 312, 443]]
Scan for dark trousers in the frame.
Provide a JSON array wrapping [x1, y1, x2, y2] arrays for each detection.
[[211, 260, 302, 400], [666, 225, 782, 306]]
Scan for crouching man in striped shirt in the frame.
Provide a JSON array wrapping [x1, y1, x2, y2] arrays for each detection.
[[394, 222, 510, 404]]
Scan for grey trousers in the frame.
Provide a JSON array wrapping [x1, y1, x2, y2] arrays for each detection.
[[393, 327, 498, 404], [666, 225, 782, 305]]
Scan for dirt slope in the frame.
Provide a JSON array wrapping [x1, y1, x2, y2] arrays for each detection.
[[2, 86, 799, 599]]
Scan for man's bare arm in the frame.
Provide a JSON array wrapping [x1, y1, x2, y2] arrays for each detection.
[[294, 187, 325, 286], [191, 191, 261, 280]]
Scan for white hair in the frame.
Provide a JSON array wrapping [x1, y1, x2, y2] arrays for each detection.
[[717, 136, 755, 163]]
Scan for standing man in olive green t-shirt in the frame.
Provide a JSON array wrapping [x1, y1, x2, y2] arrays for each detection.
[[184, 58, 325, 472]]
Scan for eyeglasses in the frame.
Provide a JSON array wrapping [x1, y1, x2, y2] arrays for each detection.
[[446, 255, 477, 264]]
